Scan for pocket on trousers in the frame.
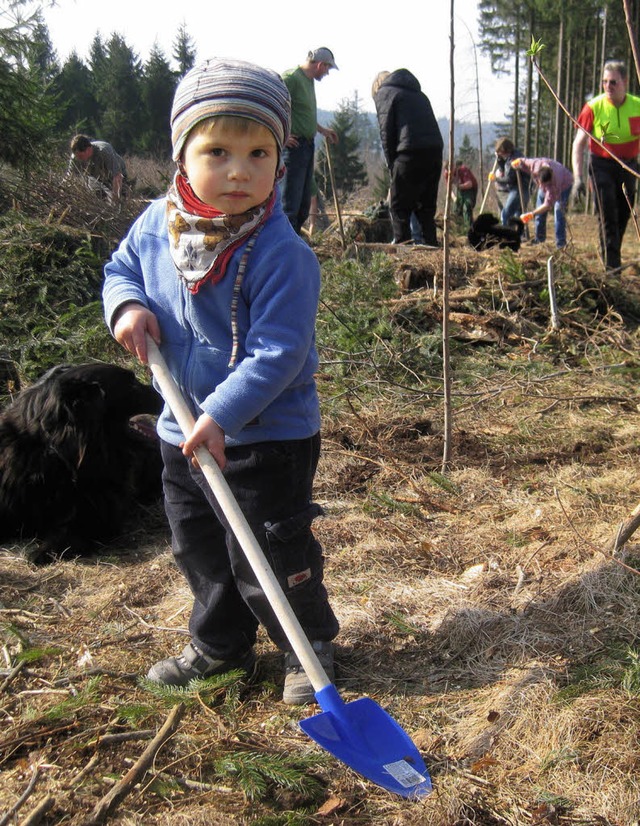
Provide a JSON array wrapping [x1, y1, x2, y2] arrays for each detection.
[[265, 503, 324, 590]]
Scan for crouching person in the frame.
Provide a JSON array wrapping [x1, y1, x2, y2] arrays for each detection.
[[512, 157, 573, 248], [102, 58, 339, 704]]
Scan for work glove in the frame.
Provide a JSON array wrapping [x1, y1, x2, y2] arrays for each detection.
[[488, 171, 496, 181], [511, 158, 522, 168], [572, 179, 586, 201], [520, 212, 534, 224]]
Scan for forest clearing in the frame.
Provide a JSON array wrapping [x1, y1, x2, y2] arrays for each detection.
[[2, 0, 640, 821], [1, 183, 640, 824]]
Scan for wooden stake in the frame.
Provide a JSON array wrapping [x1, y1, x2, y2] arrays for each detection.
[[516, 168, 530, 239], [547, 256, 561, 330], [324, 138, 346, 249], [479, 156, 498, 214]]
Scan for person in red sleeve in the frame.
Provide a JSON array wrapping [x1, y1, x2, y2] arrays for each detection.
[[572, 60, 640, 270], [445, 160, 478, 228]]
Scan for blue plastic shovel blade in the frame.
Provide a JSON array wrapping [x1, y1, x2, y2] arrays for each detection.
[[299, 685, 432, 798]]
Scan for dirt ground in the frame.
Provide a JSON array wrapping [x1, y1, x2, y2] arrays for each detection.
[[2, 211, 640, 825]]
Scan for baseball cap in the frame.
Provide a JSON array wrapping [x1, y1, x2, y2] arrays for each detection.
[[308, 47, 338, 70]]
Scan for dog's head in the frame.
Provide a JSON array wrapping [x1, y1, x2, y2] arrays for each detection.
[[1, 363, 162, 472], [53, 364, 162, 421], [468, 213, 522, 252], [471, 212, 501, 233]]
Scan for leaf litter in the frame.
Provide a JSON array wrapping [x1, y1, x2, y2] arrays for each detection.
[[1, 200, 640, 823]]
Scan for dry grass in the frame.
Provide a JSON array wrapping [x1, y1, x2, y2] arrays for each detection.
[[2, 210, 640, 824]]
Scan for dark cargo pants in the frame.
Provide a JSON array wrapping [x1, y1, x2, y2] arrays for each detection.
[[589, 155, 639, 270], [160, 434, 339, 660]]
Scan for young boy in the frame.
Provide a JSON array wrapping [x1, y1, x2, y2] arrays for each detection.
[[102, 58, 339, 705]]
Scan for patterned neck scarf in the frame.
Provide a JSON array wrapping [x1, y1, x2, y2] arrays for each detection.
[[166, 172, 275, 293]]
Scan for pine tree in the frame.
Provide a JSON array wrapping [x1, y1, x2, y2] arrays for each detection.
[[0, 3, 58, 168], [315, 99, 367, 200], [140, 43, 176, 156], [24, 14, 59, 84], [88, 33, 107, 78], [53, 52, 99, 136], [94, 33, 143, 152], [457, 134, 478, 169], [172, 22, 196, 77]]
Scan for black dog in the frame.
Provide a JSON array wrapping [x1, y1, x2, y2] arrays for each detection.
[[0, 363, 164, 557], [468, 212, 523, 252]]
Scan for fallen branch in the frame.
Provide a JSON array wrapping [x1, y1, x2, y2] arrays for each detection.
[[17, 795, 54, 826], [148, 769, 232, 794], [0, 659, 25, 693], [554, 488, 640, 576], [64, 753, 100, 789], [122, 605, 189, 636], [97, 730, 155, 746], [350, 241, 440, 252], [121, 759, 233, 795], [0, 765, 41, 826], [83, 703, 185, 825], [612, 501, 640, 551]]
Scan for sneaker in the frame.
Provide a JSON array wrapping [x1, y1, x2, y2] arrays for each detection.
[[283, 641, 335, 705], [146, 641, 256, 687]]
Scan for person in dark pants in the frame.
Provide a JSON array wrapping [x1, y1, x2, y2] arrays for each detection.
[[372, 69, 443, 245], [572, 59, 640, 271], [103, 58, 339, 705], [492, 137, 530, 230], [445, 160, 479, 228], [281, 48, 339, 233]]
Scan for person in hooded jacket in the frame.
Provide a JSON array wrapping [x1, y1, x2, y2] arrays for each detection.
[[372, 69, 444, 245]]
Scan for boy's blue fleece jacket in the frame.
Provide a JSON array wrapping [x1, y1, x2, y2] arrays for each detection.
[[103, 191, 322, 447]]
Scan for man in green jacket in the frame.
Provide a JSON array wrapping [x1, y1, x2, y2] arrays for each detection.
[[281, 48, 339, 233]]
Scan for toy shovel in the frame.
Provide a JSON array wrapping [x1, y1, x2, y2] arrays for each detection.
[[146, 336, 432, 798]]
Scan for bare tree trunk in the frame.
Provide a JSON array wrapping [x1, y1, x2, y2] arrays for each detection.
[[636, 0, 640, 89], [562, 36, 572, 168], [524, 6, 535, 155], [460, 19, 484, 186], [534, 70, 541, 156], [472, 38, 484, 186], [554, 11, 564, 161], [577, 24, 587, 113], [592, 10, 601, 96], [513, 19, 521, 146], [600, 4, 608, 72], [623, 0, 640, 84], [442, 0, 455, 472], [585, 11, 602, 216]]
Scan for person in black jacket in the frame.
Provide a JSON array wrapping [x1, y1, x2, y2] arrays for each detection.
[[372, 69, 444, 245], [491, 137, 530, 230]]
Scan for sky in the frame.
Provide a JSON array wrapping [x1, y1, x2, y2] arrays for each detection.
[[41, 0, 514, 132]]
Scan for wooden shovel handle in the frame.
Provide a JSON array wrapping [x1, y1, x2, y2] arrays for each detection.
[[145, 336, 332, 694]]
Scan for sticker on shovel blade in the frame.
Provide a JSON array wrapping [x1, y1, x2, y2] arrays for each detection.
[[383, 759, 428, 787]]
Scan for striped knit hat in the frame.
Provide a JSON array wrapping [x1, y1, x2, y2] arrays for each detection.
[[170, 58, 291, 161]]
